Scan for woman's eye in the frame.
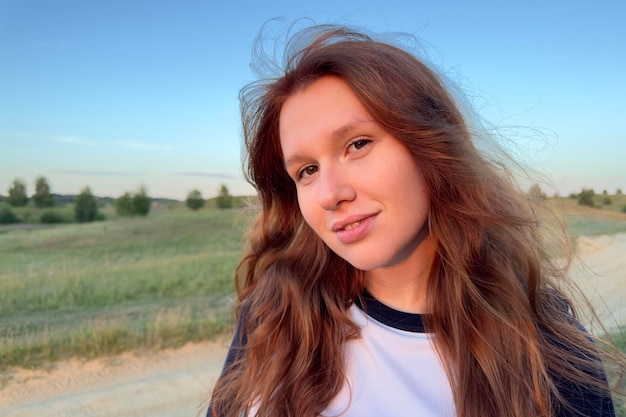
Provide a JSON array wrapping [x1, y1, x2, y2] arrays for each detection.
[[350, 138, 370, 150], [298, 165, 318, 178]]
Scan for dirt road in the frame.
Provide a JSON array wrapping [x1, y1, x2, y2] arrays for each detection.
[[0, 339, 230, 417]]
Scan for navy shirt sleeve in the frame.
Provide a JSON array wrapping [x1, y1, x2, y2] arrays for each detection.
[[552, 354, 615, 417], [546, 322, 616, 417], [207, 311, 247, 417]]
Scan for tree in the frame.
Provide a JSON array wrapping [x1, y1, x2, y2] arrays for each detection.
[[528, 184, 546, 201], [216, 184, 233, 209], [33, 176, 55, 208], [116, 187, 151, 217], [132, 186, 151, 216], [577, 188, 595, 208], [74, 187, 98, 222], [116, 192, 134, 216], [186, 189, 205, 211], [7, 179, 28, 206]]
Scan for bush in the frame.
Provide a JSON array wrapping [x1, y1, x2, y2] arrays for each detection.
[[132, 187, 151, 216], [602, 196, 613, 205], [40, 210, 66, 224], [186, 189, 205, 211], [0, 205, 19, 224]]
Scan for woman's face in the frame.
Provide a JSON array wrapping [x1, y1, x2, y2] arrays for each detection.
[[279, 75, 432, 272]]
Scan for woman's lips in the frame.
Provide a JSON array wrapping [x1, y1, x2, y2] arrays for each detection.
[[333, 213, 377, 244]]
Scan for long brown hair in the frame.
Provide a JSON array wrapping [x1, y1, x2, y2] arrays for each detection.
[[210, 25, 619, 417]]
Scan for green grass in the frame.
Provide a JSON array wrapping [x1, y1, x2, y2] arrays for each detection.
[[563, 217, 626, 238], [0, 208, 250, 369], [545, 197, 626, 238]]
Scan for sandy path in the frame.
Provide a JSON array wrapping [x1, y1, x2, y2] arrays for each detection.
[[0, 338, 231, 417], [570, 233, 626, 332], [1, 233, 624, 417]]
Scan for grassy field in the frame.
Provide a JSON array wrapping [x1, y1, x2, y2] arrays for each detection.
[[549, 195, 626, 237], [0, 206, 249, 369]]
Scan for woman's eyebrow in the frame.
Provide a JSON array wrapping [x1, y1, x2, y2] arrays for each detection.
[[284, 154, 308, 171], [330, 118, 376, 140], [284, 118, 377, 170]]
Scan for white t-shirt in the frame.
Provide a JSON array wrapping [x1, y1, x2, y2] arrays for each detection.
[[210, 291, 614, 417], [321, 295, 455, 417]]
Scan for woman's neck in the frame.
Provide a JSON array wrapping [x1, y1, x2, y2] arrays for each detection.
[[365, 235, 435, 314]]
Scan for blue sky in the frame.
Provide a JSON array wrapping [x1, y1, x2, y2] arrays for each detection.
[[1, 0, 624, 200]]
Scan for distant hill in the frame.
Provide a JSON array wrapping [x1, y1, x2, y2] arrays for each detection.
[[1, 193, 257, 208], [51, 194, 181, 206], [205, 194, 258, 209]]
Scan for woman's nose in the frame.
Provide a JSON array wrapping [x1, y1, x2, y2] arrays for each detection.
[[317, 167, 356, 210]]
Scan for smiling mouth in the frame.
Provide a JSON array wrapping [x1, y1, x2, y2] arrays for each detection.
[[343, 221, 361, 231], [331, 213, 379, 233], [333, 214, 377, 244]]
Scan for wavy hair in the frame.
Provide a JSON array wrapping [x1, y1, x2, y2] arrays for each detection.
[[210, 25, 618, 417]]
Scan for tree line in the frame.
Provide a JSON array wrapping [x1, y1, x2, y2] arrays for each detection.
[[185, 184, 233, 211], [1, 177, 236, 225], [569, 188, 623, 208], [528, 184, 625, 212]]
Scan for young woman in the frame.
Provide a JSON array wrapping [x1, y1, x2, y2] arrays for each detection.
[[207, 25, 621, 417]]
